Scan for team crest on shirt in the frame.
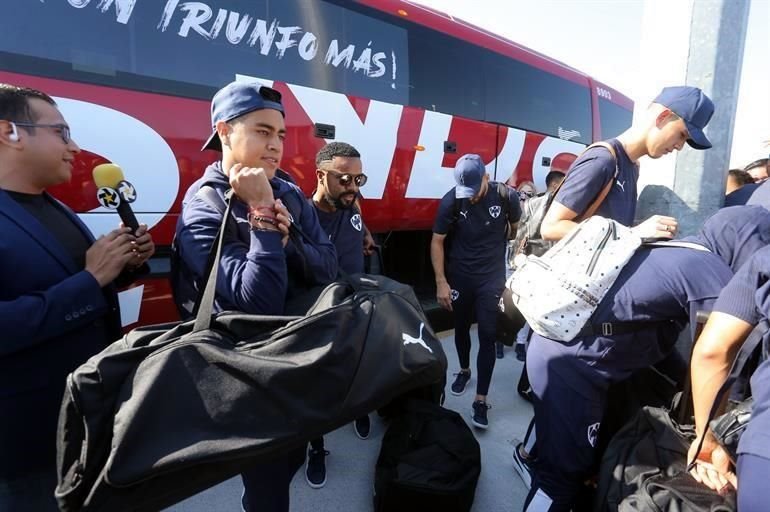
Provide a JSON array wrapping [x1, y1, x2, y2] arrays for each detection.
[[350, 213, 362, 232], [587, 422, 601, 447], [489, 205, 501, 218]]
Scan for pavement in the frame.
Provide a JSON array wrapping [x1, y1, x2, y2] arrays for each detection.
[[166, 326, 533, 511]]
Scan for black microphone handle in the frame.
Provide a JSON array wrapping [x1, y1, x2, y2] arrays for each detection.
[[117, 202, 140, 233]]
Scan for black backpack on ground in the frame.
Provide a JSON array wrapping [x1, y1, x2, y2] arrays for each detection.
[[595, 321, 768, 511], [373, 399, 481, 512], [594, 403, 736, 512], [55, 196, 447, 512]]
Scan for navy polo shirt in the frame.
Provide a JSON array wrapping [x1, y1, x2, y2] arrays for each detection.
[[748, 180, 770, 210], [531, 246, 734, 393], [682, 205, 770, 273], [724, 183, 760, 207], [713, 246, 770, 461], [315, 205, 365, 274], [554, 139, 638, 226], [433, 183, 521, 278]]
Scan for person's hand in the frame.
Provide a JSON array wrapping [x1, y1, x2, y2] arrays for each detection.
[[124, 223, 155, 270], [688, 433, 737, 493], [85, 227, 136, 286], [632, 214, 678, 239], [363, 228, 376, 256], [273, 199, 291, 247], [228, 163, 274, 207], [436, 280, 453, 311]]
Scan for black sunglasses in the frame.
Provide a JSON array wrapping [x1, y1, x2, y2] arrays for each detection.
[[322, 168, 368, 187]]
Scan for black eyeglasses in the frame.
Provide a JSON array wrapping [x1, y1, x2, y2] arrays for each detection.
[[13, 122, 71, 144], [322, 169, 368, 187]]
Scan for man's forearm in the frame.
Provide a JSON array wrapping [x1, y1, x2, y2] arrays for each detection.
[[540, 219, 578, 241], [691, 313, 753, 436], [430, 239, 447, 284]]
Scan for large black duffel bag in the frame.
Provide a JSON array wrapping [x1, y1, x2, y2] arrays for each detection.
[[55, 201, 447, 512], [373, 399, 481, 512]]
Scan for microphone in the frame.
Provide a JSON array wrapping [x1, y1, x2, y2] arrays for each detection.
[[93, 163, 140, 233]]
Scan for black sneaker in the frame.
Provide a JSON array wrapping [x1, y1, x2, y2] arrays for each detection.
[[353, 415, 371, 440], [471, 400, 491, 429], [512, 441, 534, 489], [305, 447, 329, 489], [496, 342, 505, 359], [450, 371, 471, 396]]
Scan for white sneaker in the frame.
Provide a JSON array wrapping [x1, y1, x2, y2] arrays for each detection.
[[512, 441, 534, 489]]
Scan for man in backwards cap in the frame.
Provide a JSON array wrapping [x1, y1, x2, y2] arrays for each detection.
[[174, 81, 337, 512], [431, 154, 521, 429], [541, 86, 715, 242]]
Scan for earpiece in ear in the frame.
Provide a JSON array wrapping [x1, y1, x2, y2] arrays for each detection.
[[8, 123, 19, 142]]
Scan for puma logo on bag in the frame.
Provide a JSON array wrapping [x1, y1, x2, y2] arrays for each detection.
[[402, 323, 433, 353]]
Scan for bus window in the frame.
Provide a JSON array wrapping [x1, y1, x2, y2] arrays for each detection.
[[598, 97, 633, 139], [407, 28, 486, 121], [483, 52, 592, 145], [0, 1, 409, 104]]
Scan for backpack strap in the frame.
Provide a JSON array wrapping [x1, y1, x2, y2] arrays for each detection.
[[543, 140, 619, 222], [496, 182, 512, 221], [577, 320, 674, 337], [643, 240, 710, 252], [577, 141, 618, 220], [449, 189, 462, 228]]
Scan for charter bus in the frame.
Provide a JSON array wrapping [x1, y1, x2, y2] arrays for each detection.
[[0, 0, 633, 328]]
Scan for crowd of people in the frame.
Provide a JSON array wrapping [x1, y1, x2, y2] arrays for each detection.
[[1, 78, 769, 512]]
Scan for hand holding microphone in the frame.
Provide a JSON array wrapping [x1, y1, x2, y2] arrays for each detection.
[[92, 163, 155, 270], [93, 163, 140, 232]]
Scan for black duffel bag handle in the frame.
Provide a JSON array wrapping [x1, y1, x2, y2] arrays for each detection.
[[192, 189, 238, 333]]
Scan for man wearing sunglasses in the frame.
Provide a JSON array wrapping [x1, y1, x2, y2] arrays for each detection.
[[305, 141, 373, 490], [0, 84, 154, 511]]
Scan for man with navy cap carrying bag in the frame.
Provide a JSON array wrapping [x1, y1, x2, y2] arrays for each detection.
[[540, 85, 715, 243], [430, 154, 521, 429], [174, 80, 337, 512]]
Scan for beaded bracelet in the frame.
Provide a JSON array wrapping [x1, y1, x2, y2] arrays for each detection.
[[249, 205, 275, 216], [251, 215, 277, 226]]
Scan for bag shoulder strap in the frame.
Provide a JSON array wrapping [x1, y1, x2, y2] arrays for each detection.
[[643, 241, 711, 252], [495, 182, 512, 221], [449, 188, 462, 228], [543, 140, 619, 223], [578, 141, 618, 220], [192, 190, 235, 332]]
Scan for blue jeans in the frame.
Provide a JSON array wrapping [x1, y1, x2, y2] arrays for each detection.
[[0, 466, 59, 512]]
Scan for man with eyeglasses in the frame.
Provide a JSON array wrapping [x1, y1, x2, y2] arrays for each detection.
[[0, 83, 155, 511], [304, 141, 373, 490]]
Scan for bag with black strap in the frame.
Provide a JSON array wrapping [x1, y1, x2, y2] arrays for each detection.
[[373, 398, 481, 512], [594, 320, 768, 512], [55, 192, 448, 512]]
